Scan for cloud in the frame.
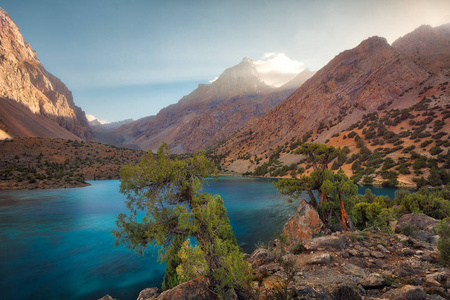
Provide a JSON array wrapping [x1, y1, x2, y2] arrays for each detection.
[[86, 114, 108, 124], [209, 76, 218, 84], [254, 52, 305, 87]]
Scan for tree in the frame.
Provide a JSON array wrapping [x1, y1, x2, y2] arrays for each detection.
[[113, 143, 251, 296], [275, 143, 357, 231]]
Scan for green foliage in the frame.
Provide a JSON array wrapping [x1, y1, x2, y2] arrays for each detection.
[[437, 217, 450, 265], [113, 143, 251, 295], [162, 235, 183, 290], [292, 243, 306, 254]]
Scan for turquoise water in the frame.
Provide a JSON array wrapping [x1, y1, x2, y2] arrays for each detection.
[[0, 177, 399, 300]]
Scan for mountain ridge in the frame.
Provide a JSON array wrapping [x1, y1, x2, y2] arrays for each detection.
[[0, 7, 92, 140]]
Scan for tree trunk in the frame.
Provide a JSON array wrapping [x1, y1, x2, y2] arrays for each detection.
[[339, 193, 353, 231]]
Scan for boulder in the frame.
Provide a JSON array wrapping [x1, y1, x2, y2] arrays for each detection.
[[308, 253, 331, 265], [329, 284, 362, 300], [381, 285, 426, 300], [137, 287, 162, 300], [295, 285, 333, 300], [341, 263, 367, 277], [247, 248, 276, 268], [98, 296, 114, 300], [395, 213, 439, 243], [358, 273, 386, 289], [283, 199, 323, 243], [304, 235, 346, 250], [156, 276, 218, 300]]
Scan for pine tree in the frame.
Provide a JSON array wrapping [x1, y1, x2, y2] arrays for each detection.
[[112, 143, 251, 296]]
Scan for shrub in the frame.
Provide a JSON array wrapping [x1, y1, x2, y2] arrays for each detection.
[[437, 217, 450, 265], [292, 243, 306, 254]]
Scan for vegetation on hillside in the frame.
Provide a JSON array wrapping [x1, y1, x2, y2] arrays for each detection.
[[241, 99, 450, 189], [0, 137, 144, 189]]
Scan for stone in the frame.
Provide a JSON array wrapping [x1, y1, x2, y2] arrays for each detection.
[[348, 249, 359, 256], [401, 248, 414, 256], [98, 296, 114, 300], [377, 244, 388, 253], [156, 276, 218, 300], [256, 262, 282, 275], [137, 287, 162, 300], [329, 284, 363, 300], [304, 236, 346, 250], [283, 199, 323, 243], [342, 263, 367, 277], [395, 213, 439, 243], [381, 285, 426, 300], [308, 253, 331, 265], [358, 273, 386, 289], [248, 248, 276, 268], [295, 285, 333, 300], [370, 251, 385, 259]]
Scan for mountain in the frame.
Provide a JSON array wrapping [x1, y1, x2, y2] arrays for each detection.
[[0, 7, 92, 140], [98, 58, 313, 152], [217, 24, 450, 172]]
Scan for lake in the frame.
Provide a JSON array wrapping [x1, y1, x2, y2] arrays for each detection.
[[0, 177, 398, 300]]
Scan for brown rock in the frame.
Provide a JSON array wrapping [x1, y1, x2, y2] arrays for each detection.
[[342, 263, 366, 277], [308, 253, 331, 265], [358, 273, 386, 289], [248, 248, 276, 268], [382, 285, 426, 300], [283, 200, 323, 244], [156, 276, 218, 300], [137, 287, 162, 300], [97, 296, 114, 300], [395, 213, 439, 243], [304, 235, 346, 250]]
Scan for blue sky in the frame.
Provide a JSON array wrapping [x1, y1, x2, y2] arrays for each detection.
[[2, 0, 450, 122]]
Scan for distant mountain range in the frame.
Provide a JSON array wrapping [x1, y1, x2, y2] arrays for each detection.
[[0, 8, 92, 140], [91, 58, 314, 152], [0, 5, 448, 176], [217, 23, 450, 172]]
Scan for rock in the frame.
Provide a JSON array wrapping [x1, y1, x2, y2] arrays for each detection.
[[377, 244, 388, 253], [395, 213, 439, 243], [304, 236, 346, 250], [348, 249, 359, 256], [295, 285, 333, 300], [342, 263, 367, 277], [358, 273, 386, 289], [329, 284, 363, 300], [283, 200, 323, 243], [308, 253, 331, 265], [248, 248, 276, 268], [401, 248, 414, 256], [370, 251, 385, 258], [256, 263, 282, 275], [156, 276, 217, 300], [381, 285, 426, 300], [98, 296, 114, 300], [137, 287, 162, 300]]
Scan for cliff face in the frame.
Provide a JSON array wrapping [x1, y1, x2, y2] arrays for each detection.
[[0, 7, 92, 139], [104, 58, 312, 152], [216, 31, 440, 162]]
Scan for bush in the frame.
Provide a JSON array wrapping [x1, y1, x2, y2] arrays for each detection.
[[437, 217, 450, 265], [292, 243, 306, 254]]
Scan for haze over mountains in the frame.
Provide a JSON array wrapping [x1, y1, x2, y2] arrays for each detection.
[[0, 5, 449, 171], [92, 58, 314, 152]]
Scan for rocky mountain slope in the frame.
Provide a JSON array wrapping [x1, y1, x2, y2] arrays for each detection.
[[0, 7, 92, 140], [95, 58, 313, 153], [217, 24, 450, 175]]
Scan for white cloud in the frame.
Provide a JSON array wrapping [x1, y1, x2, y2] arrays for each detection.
[[254, 52, 305, 87], [86, 114, 108, 124], [209, 76, 218, 84]]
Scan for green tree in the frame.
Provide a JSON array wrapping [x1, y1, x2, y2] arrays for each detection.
[[275, 143, 356, 230], [437, 217, 450, 265], [113, 143, 252, 296]]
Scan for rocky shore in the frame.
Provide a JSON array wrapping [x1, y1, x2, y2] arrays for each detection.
[[98, 202, 449, 300]]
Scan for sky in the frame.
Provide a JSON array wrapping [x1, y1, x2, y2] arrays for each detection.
[[2, 0, 450, 123]]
